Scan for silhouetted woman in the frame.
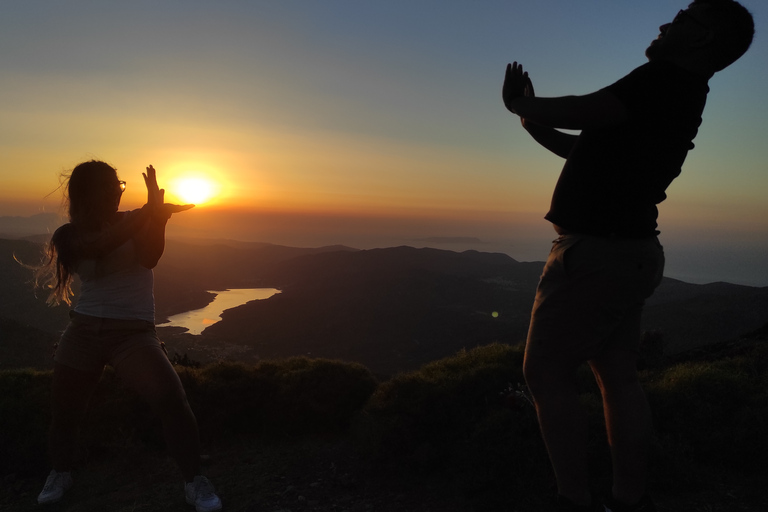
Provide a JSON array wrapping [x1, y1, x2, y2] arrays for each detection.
[[34, 160, 222, 512]]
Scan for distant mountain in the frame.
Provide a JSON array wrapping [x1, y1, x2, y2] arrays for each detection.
[[0, 239, 71, 332], [409, 236, 488, 245], [0, 239, 70, 369], [643, 278, 768, 353], [175, 245, 768, 376], [2, 236, 767, 376], [191, 246, 541, 375], [0, 212, 64, 239], [152, 238, 359, 321]]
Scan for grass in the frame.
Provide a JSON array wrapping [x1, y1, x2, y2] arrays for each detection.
[[1, 340, 767, 511]]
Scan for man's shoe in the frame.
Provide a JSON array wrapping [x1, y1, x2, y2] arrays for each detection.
[[37, 469, 73, 505], [603, 494, 656, 512], [185, 475, 222, 512]]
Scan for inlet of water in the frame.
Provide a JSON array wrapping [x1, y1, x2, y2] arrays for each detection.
[[161, 288, 280, 335]]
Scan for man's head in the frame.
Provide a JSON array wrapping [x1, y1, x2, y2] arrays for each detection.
[[646, 0, 754, 75]]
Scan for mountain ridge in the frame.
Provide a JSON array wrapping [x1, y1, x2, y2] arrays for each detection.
[[2, 236, 766, 375]]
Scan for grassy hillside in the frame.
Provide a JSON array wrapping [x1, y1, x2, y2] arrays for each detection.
[[1, 335, 766, 511]]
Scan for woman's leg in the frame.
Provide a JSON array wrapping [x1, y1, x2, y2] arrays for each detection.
[[113, 345, 201, 481], [49, 362, 103, 471]]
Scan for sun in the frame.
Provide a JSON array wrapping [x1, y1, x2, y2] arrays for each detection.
[[173, 177, 216, 205]]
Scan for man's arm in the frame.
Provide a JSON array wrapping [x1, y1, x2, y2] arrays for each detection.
[[521, 120, 578, 159], [510, 71, 579, 158], [503, 62, 629, 130], [507, 91, 628, 130]]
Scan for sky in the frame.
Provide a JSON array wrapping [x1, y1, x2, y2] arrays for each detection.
[[1, 0, 767, 286]]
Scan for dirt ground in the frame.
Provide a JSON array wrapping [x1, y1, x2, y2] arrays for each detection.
[[2, 435, 766, 512]]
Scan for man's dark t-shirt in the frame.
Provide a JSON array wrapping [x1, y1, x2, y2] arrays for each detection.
[[545, 61, 710, 238]]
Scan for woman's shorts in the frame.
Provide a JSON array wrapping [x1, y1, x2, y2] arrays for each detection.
[[54, 311, 163, 373]]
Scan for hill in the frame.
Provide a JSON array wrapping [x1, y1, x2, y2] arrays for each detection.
[[156, 243, 768, 376], [0, 237, 357, 370], [2, 236, 768, 376], [190, 246, 541, 376], [643, 278, 768, 352], [0, 239, 71, 337], [0, 213, 64, 239]]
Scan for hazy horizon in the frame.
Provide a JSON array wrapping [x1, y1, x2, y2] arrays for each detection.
[[3, 209, 767, 288], [2, 1, 766, 287]]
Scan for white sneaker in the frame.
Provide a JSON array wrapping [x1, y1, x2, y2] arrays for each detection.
[[37, 469, 73, 505], [185, 475, 222, 512]]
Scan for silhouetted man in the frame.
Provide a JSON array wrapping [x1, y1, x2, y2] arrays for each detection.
[[501, 1, 754, 511]]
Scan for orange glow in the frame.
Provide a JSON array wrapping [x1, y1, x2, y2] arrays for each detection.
[[172, 177, 217, 205], [160, 162, 229, 207]]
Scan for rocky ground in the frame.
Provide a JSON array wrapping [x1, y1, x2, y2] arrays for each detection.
[[2, 433, 766, 512]]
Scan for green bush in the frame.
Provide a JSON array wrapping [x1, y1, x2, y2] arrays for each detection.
[[0, 357, 378, 475], [1, 339, 766, 503], [645, 342, 768, 476], [351, 343, 554, 506], [186, 357, 378, 439], [353, 343, 525, 464]]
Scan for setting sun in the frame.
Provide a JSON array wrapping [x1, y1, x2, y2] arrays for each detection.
[[172, 177, 217, 205]]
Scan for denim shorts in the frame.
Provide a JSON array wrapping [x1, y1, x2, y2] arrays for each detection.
[[526, 233, 665, 362], [54, 311, 164, 373]]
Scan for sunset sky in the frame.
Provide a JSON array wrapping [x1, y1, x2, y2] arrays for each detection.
[[2, 1, 767, 286]]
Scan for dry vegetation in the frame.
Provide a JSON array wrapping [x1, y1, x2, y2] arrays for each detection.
[[1, 337, 767, 512]]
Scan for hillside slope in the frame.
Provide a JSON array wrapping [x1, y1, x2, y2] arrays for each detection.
[[163, 245, 768, 375], [197, 246, 541, 375], [3, 238, 767, 376]]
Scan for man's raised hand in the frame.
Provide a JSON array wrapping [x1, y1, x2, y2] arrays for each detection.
[[503, 61, 529, 114]]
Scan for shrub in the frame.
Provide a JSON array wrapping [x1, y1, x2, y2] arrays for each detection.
[[0, 357, 378, 475], [351, 343, 554, 506], [645, 343, 768, 475], [2, 338, 765, 505], [184, 357, 378, 440]]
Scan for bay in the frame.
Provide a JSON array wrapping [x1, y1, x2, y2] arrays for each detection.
[[161, 288, 280, 335]]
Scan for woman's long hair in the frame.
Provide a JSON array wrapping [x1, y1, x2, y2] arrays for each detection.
[[33, 160, 121, 305]]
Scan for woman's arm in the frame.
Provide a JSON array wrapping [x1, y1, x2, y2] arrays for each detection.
[[133, 165, 193, 269], [134, 215, 168, 269], [73, 207, 152, 260]]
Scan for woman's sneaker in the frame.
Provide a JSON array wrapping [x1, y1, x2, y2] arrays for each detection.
[[185, 475, 222, 512], [603, 494, 657, 512], [37, 470, 73, 504]]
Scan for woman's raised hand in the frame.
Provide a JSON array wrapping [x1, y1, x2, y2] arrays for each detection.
[[143, 165, 162, 209], [143, 165, 194, 219]]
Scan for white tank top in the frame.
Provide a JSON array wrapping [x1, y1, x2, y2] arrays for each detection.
[[73, 239, 155, 323]]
